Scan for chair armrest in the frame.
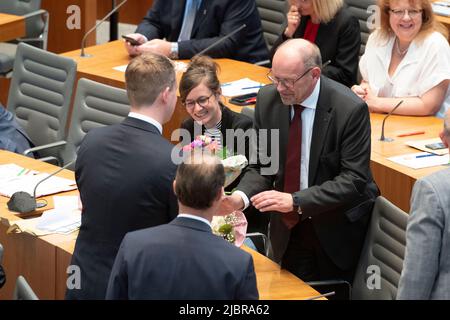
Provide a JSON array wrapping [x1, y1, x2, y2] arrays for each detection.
[[254, 59, 271, 67], [22, 9, 48, 20], [23, 140, 67, 157], [246, 232, 273, 259], [305, 280, 352, 300]]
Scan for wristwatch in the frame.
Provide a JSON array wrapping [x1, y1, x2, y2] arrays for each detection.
[[291, 193, 302, 214], [169, 42, 179, 60]]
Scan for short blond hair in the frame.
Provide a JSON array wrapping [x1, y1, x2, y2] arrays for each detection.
[[312, 0, 344, 23], [377, 0, 448, 41], [125, 53, 176, 108]]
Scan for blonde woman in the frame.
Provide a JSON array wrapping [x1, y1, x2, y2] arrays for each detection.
[[271, 0, 361, 87], [353, 0, 450, 117]]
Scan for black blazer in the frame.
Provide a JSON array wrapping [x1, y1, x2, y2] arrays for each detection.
[[135, 0, 269, 63], [66, 117, 178, 300], [271, 7, 361, 87], [180, 103, 253, 191], [237, 77, 379, 270], [106, 217, 259, 299]]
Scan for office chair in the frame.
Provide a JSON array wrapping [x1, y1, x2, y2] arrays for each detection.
[[307, 196, 408, 300], [13, 276, 39, 300], [0, 0, 49, 76], [28, 78, 130, 169], [6, 42, 77, 164], [255, 0, 288, 66]]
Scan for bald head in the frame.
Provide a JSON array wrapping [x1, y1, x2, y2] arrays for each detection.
[[273, 39, 322, 72]]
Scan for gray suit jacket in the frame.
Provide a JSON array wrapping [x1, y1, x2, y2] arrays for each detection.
[[397, 167, 450, 300]]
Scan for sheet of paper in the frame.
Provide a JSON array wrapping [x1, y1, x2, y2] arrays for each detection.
[[0, 173, 76, 198], [387, 152, 449, 169], [406, 138, 449, 156], [0, 164, 37, 183], [220, 78, 264, 97], [53, 196, 80, 211]]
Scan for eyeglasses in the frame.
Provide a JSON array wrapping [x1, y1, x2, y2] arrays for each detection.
[[389, 8, 422, 18], [183, 93, 214, 109], [267, 67, 314, 89]]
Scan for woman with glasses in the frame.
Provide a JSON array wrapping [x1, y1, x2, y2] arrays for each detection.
[[352, 0, 450, 117], [270, 0, 361, 88], [179, 55, 253, 170]]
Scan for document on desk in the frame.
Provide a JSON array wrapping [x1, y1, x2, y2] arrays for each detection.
[[406, 138, 449, 156], [0, 173, 76, 198], [0, 163, 37, 183], [433, 1, 450, 16], [221, 78, 264, 97], [388, 152, 450, 169]]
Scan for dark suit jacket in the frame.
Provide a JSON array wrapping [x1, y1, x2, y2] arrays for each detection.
[[271, 7, 361, 87], [237, 77, 379, 270], [66, 117, 178, 300], [135, 0, 269, 63], [106, 217, 259, 299], [0, 105, 34, 156]]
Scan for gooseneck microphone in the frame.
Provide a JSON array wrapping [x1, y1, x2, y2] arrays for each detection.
[[379, 100, 404, 142], [7, 160, 76, 214], [80, 0, 128, 57], [194, 24, 247, 58]]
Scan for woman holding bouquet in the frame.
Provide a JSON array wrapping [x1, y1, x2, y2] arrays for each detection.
[[179, 55, 253, 184]]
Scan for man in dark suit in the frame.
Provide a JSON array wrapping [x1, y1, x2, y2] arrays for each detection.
[[106, 154, 259, 300], [123, 0, 269, 64], [0, 104, 34, 156], [221, 39, 379, 282], [66, 53, 179, 299]]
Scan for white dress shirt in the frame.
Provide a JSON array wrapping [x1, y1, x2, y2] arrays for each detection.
[[236, 79, 320, 210], [359, 31, 450, 118], [128, 112, 163, 134]]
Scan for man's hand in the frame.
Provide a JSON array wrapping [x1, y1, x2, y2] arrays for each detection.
[[284, 5, 301, 38], [217, 193, 244, 216], [136, 39, 171, 57], [251, 190, 294, 213], [123, 33, 147, 56]]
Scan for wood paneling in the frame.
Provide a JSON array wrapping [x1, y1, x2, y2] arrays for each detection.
[[97, 0, 153, 25]]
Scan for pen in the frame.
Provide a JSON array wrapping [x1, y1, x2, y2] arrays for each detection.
[[397, 131, 425, 137], [416, 153, 437, 158], [17, 168, 26, 176], [241, 85, 263, 90]]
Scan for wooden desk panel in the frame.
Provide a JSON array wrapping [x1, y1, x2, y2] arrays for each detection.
[[0, 13, 25, 42]]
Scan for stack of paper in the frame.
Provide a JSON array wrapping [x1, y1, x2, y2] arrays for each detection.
[[433, 1, 450, 16], [221, 78, 264, 97], [387, 152, 449, 169], [0, 163, 36, 183]]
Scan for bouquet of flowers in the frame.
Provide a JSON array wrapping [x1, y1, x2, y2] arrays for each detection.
[[182, 135, 248, 246]]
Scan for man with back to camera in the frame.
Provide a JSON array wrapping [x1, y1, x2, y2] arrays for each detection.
[[66, 53, 179, 299], [220, 39, 379, 283], [106, 153, 259, 300], [123, 0, 269, 64]]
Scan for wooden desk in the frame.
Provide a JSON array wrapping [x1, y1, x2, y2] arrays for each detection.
[[0, 13, 25, 42], [0, 151, 322, 300]]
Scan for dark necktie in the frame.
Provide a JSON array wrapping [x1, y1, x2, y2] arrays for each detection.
[[282, 105, 304, 229], [178, 0, 199, 41]]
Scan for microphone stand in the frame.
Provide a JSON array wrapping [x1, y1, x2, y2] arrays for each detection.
[[379, 100, 404, 142], [80, 0, 128, 57]]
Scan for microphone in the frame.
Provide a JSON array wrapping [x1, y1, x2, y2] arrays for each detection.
[[305, 291, 335, 300], [7, 160, 76, 214], [379, 100, 404, 142], [80, 0, 128, 57], [194, 24, 247, 58]]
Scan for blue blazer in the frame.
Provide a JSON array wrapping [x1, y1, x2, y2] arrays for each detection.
[[106, 217, 259, 300], [66, 117, 178, 300], [0, 105, 34, 156], [135, 0, 269, 63]]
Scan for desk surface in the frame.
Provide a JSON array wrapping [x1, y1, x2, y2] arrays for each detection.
[[0, 150, 322, 300], [0, 13, 25, 42]]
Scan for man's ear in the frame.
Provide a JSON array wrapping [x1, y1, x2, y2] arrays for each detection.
[[216, 187, 225, 202], [173, 180, 177, 195], [160, 86, 171, 104], [312, 66, 321, 79]]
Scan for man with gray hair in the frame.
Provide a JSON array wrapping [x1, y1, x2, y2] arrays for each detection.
[[67, 53, 179, 299], [221, 39, 378, 283], [397, 110, 450, 299]]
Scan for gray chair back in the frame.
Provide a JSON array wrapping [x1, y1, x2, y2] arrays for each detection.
[[7, 42, 77, 160], [344, 0, 377, 57], [352, 196, 408, 300], [60, 78, 130, 169], [13, 276, 39, 300], [0, 0, 44, 40], [256, 0, 288, 51]]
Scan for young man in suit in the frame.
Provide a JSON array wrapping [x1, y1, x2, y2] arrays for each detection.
[[397, 110, 450, 300], [106, 154, 259, 300], [123, 0, 269, 64], [66, 53, 179, 299], [220, 39, 379, 282]]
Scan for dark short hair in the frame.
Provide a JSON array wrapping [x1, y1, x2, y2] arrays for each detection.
[[125, 53, 176, 107], [175, 153, 225, 210]]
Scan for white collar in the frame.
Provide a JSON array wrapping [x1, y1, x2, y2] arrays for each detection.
[[178, 213, 211, 228], [128, 112, 163, 134]]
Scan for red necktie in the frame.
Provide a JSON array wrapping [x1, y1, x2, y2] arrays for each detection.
[[282, 105, 304, 229]]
